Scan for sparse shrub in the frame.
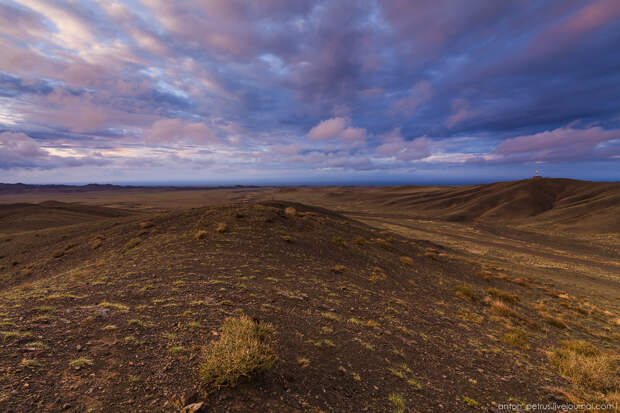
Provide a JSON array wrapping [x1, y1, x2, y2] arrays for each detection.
[[455, 284, 477, 302], [369, 266, 387, 282], [20, 358, 42, 369], [488, 288, 519, 304], [331, 236, 347, 247], [200, 315, 276, 388], [489, 299, 517, 318], [540, 312, 568, 329], [284, 207, 296, 216], [399, 256, 414, 266], [69, 358, 93, 369], [406, 378, 423, 390], [463, 396, 478, 407], [331, 265, 346, 274], [321, 311, 340, 321], [488, 299, 537, 328], [98, 301, 129, 312], [348, 317, 364, 326], [502, 328, 529, 348], [354, 236, 366, 246], [388, 393, 406, 413], [195, 230, 208, 240], [548, 340, 619, 404], [169, 346, 186, 354], [215, 222, 228, 233]]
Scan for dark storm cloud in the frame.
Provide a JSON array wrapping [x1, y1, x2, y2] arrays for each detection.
[[0, 0, 618, 180]]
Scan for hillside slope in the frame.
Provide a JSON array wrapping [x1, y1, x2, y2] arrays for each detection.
[[283, 179, 620, 232], [0, 202, 616, 412]]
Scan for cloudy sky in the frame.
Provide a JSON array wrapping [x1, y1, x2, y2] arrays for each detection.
[[1, 0, 619, 184]]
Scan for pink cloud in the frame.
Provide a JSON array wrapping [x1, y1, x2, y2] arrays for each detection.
[[524, 0, 620, 59], [0, 131, 109, 170], [445, 98, 476, 128], [392, 81, 432, 116], [494, 125, 620, 162], [376, 127, 432, 161], [307, 117, 367, 146], [497, 125, 618, 153], [145, 118, 217, 144], [0, 131, 47, 159]]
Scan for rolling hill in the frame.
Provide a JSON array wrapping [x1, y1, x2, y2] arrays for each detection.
[[281, 178, 620, 233], [0, 200, 617, 411]]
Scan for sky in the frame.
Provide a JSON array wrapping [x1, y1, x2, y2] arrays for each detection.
[[1, 0, 620, 185]]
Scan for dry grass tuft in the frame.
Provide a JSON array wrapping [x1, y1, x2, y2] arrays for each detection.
[[331, 236, 347, 247], [69, 358, 93, 369], [388, 393, 406, 413], [215, 222, 229, 233], [281, 235, 294, 243], [331, 265, 346, 274], [487, 288, 519, 304], [501, 328, 529, 349], [194, 230, 208, 240], [540, 312, 568, 329], [548, 340, 619, 405], [139, 221, 154, 229], [20, 358, 42, 369], [455, 284, 478, 302], [487, 299, 537, 328], [284, 207, 296, 216], [200, 315, 276, 388], [369, 266, 387, 283], [399, 256, 413, 266], [489, 299, 517, 317]]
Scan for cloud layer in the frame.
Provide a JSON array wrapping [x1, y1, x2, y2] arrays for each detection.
[[1, 0, 619, 182]]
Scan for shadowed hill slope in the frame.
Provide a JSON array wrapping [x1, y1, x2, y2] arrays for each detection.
[[0, 201, 135, 233], [0, 202, 617, 412], [283, 178, 620, 232]]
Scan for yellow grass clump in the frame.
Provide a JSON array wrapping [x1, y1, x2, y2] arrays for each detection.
[[215, 222, 228, 233], [200, 315, 276, 388], [548, 340, 619, 405]]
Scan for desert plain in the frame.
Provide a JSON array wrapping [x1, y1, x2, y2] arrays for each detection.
[[0, 178, 618, 412]]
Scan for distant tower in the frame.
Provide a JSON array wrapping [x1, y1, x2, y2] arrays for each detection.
[[533, 170, 542, 179]]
